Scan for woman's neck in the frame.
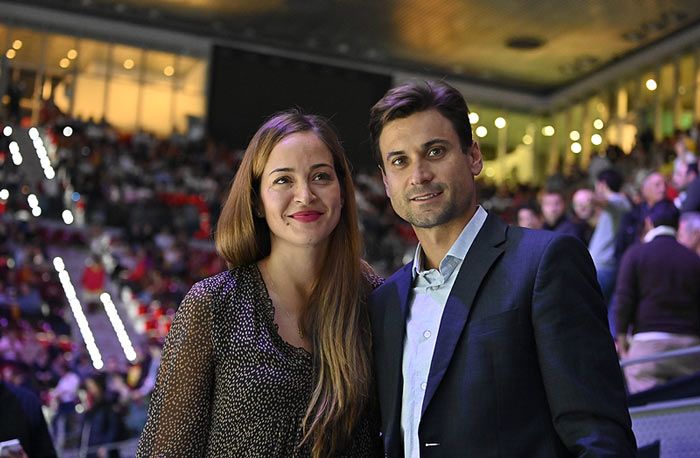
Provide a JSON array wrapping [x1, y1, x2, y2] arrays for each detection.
[[260, 244, 326, 312]]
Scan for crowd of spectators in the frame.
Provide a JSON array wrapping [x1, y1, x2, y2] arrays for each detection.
[[2, 110, 700, 453]]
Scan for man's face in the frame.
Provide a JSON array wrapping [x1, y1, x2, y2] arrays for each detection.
[[572, 189, 595, 221], [541, 193, 565, 226], [378, 109, 482, 231], [677, 220, 700, 252], [672, 162, 696, 190], [641, 172, 666, 206], [517, 208, 542, 229]]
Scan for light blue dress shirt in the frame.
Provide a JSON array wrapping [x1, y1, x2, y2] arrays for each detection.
[[401, 206, 488, 458]]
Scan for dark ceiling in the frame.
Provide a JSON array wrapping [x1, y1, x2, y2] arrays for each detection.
[[8, 0, 700, 94]]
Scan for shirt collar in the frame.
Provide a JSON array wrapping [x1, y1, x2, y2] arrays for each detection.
[[412, 206, 488, 280], [643, 225, 676, 243]]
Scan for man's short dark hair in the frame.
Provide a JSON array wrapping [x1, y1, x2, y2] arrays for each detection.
[[518, 203, 542, 216], [597, 168, 623, 193], [368, 80, 473, 167], [648, 199, 680, 229]]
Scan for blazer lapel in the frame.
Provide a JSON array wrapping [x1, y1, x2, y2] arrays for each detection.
[[382, 263, 413, 445], [421, 214, 507, 416]]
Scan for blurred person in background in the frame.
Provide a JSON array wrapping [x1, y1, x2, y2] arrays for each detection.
[[587, 169, 632, 311], [672, 153, 700, 212], [0, 380, 57, 458], [539, 188, 589, 242], [677, 211, 700, 256], [516, 203, 543, 230], [82, 373, 123, 458], [614, 200, 700, 393], [138, 111, 382, 457], [616, 170, 667, 260]]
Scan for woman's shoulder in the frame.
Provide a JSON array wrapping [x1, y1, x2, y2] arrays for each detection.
[[361, 261, 385, 292], [183, 265, 251, 304]]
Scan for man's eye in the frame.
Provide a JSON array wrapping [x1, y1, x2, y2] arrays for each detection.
[[391, 157, 406, 166], [428, 147, 444, 157]]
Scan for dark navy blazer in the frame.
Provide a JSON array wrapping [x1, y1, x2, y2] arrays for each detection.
[[369, 213, 636, 457]]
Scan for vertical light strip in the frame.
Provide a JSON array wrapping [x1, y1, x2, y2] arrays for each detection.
[[99, 292, 137, 362], [53, 257, 104, 369]]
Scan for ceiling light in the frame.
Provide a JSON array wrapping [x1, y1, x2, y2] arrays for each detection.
[[569, 130, 580, 141], [571, 142, 582, 154], [12, 40, 22, 50], [475, 126, 488, 138], [494, 117, 506, 129], [541, 125, 555, 137], [591, 134, 603, 146], [163, 65, 175, 76], [645, 78, 657, 91], [67, 49, 78, 59], [522, 134, 533, 145], [5, 49, 16, 59], [59, 58, 70, 69], [468, 112, 479, 124], [123, 58, 134, 70], [593, 119, 604, 130]]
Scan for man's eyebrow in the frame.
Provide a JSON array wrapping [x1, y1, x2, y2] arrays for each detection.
[[385, 150, 404, 161], [423, 138, 450, 149]]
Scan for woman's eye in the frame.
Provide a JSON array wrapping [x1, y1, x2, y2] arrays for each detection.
[[312, 172, 332, 181], [272, 176, 290, 185]]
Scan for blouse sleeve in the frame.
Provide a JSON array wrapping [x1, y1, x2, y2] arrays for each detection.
[[137, 281, 216, 457]]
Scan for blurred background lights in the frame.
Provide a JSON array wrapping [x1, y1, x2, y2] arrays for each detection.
[[591, 133, 603, 145], [163, 65, 175, 76], [28, 127, 39, 140], [32, 207, 42, 217], [59, 58, 70, 69], [62, 210, 74, 225], [494, 117, 507, 129], [0, 189, 9, 200], [541, 125, 555, 136], [3, 126, 12, 136], [123, 58, 134, 69], [569, 130, 580, 141], [67, 49, 78, 59], [71, 192, 81, 202], [5, 49, 16, 59], [475, 126, 488, 137], [63, 126, 73, 137], [571, 142, 582, 153], [593, 118, 604, 129], [645, 78, 658, 91], [27, 194, 38, 208], [12, 39, 22, 49], [468, 112, 479, 124], [522, 134, 533, 145], [100, 293, 137, 362]]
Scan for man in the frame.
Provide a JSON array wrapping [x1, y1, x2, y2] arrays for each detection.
[[672, 153, 700, 212], [678, 211, 700, 256], [587, 169, 632, 307], [516, 203, 543, 229], [367, 81, 635, 457], [616, 171, 667, 260], [540, 188, 590, 243], [614, 200, 700, 393], [0, 380, 57, 457]]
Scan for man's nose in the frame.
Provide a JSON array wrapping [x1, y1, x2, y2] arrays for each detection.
[[409, 160, 434, 185]]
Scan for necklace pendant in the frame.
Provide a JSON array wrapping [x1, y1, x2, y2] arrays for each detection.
[[298, 327, 304, 339]]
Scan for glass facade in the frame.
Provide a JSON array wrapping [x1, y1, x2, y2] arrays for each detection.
[[0, 22, 206, 136]]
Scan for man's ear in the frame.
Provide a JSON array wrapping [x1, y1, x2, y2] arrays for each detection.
[[469, 142, 484, 176], [380, 165, 389, 195]]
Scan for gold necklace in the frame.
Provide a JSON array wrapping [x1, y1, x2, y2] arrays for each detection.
[[279, 305, 305, 339]]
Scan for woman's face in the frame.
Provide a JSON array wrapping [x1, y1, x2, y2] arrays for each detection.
[[259, 131, 343, 252]]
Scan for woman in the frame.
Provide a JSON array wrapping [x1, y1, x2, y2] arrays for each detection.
[[137, 111, 381, 457]]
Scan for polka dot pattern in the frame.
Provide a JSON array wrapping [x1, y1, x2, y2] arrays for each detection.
[[137, 264, 382, 457]]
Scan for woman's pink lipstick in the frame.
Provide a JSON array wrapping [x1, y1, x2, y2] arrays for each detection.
[[290, 211, 323, 222]]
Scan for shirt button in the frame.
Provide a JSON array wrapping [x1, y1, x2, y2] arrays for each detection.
[[421, 382, 427, 390], [423, 330, 431, 339]]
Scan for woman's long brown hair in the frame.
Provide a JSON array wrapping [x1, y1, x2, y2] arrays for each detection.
[[215, 110, 373, 457]]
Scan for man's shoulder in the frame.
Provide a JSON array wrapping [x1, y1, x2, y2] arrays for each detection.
[[371, 263, 412, 297]]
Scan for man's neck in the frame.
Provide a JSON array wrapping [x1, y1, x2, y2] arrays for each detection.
[[414, 209, 476, 270]]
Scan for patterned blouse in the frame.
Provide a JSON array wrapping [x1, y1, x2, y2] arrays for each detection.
[[136, 264, 382, 457]]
